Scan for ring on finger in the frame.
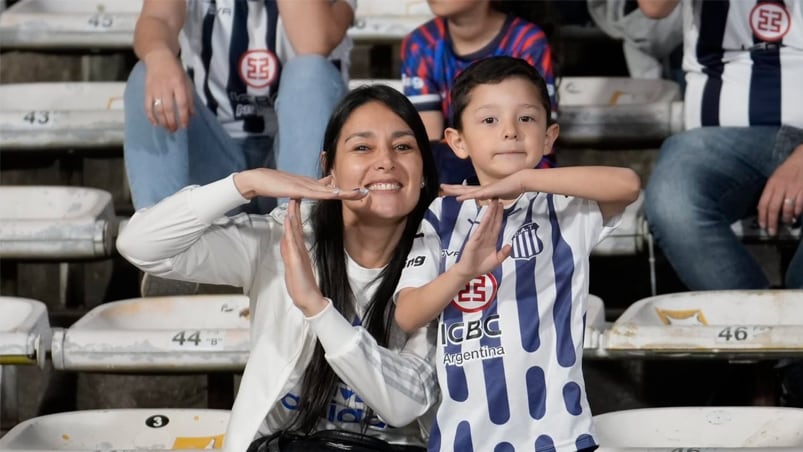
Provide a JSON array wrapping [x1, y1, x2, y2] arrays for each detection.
[[152, 98, 163, 109], [785, 198, 795, 205]]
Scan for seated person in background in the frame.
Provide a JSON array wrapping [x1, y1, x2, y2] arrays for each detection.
[[124, 0, 354, 215], [117, 85, 441, 452], [641, 0, 803, 406], [394, 56, 640, 451], [401, 0, 559, 184]]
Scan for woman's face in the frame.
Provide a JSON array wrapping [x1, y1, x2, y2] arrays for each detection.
[[330, 101, 425, 225]]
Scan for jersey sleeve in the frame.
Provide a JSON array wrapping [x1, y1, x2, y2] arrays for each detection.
[[116, 175, 278, 289], [400, 25, 443, 113], [308, 302, 439, 428], [395, 210, 443, 297]]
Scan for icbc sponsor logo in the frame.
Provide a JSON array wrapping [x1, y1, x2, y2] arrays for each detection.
[[238, 49, 279, 89], [750, 3, 790, 42], [451, 273, 497, 313]]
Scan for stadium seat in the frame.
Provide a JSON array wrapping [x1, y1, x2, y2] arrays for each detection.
[[349, 0, 431, 42], [51, 295, 250, 372], [603, 290, 803, 359], [347, 77, 684, 147], [584, 295, 608, 358], [594, 406, 803, 448], [0, 0, 141, 49], [0, 186, 115, 259], [0, 297, 50, 368], [0, 82, 125, 150], [0, 408, 229, 450], [0, 297, 50, 431]]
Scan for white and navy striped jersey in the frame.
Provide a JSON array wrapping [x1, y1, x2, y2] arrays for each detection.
[[397, 193, 617, 452], [179, 0, 354, 138], [681, 0, 803, 129]]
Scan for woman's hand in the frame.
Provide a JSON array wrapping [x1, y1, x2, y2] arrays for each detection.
[[451, 200, 511, 280], [758, 144, 803, 236], [143, 47, 195, 132], [280, 199, 329, 316], [234, 168, 369, 201], [441, 170, 527, 202]]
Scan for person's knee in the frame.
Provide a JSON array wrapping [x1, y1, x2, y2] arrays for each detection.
[[124, 61, 148, 104]]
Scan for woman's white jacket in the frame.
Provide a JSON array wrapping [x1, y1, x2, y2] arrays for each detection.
[[116, 175, 439, 452]]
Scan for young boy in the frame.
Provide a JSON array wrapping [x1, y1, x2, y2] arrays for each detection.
[[401, 0, 558, 184], [394, 56, 641, 452]]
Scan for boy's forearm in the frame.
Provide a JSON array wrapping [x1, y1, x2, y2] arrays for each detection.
[[519, 166, 641, 204], [396, 270, 473, 332]]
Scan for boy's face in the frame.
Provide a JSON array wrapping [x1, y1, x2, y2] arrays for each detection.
[[426, 0, 487, 17], [445, 77, 559, 184]]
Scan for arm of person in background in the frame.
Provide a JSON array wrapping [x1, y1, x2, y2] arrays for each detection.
[[133, 0, 193, 132], [758, 143, 803, 236], [117, 169, 366, 288], [637, 0, 681, 19], [442, 166, 642, 223], [277, 0, 354, 55], [395, 201, 512, 333], [516, 27, 558, 119], [401, 32, 445, 141], [280, 200, 439, 425]]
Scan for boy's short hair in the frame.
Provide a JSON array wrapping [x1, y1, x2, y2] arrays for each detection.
[[450, 56, 553, 130]]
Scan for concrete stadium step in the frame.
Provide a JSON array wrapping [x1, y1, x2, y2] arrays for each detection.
[[0, 297, 50, 368]]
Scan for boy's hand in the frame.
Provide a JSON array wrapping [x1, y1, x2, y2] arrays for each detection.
[[441, 170, 527, 202], [452, 200, 512, 280], [280, 199, 328, 316]]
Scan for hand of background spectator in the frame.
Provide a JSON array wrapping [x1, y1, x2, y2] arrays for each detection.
[[280, 199, 329, 317], [142, 47, 195, 132], [451, 200, 511, 281], [233, 168, 369, 201], [758, 144, 803, 236]]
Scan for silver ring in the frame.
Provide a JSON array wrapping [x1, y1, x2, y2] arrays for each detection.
[[785, 198, 794, 205], [152, 98, 163, 109]]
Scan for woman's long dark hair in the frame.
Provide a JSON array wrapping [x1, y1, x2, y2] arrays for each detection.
[[289, 85, 439, 433]]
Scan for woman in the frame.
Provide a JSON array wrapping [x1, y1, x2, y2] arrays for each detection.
[[117, 85, 441, 451]]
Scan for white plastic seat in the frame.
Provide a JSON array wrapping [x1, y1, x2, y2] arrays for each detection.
[[584, 295, 607, 357], [51, 295, 250, 372], [0, 186, 115, 259], [0, 0, 141, 49], [347, 78, 683, 146], [558, 77, 683, 146], [349, 0, 431, 41], [0, 297, 50, 367], [0, 408, 229, 450], [0, 82, 125, 149], [592, 191, 647, 256], [604, 290, 803, 358], [594, 406, 803, 448], [731, 215, 801, 242]]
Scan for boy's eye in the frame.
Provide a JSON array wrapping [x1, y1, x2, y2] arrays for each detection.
[[519, 115, 536, 123], [481, 117, 496, 124]]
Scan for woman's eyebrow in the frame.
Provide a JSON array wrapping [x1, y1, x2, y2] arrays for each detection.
[[392, 130, 415, 139], [344, 131, 375, 143]]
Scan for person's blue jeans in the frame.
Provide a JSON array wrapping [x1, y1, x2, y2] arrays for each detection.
[[645, 126, 803, 290], [124, 55, 345, 213]]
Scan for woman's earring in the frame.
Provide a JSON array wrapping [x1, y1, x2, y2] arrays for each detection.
[[421, 180, 426, 189]]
